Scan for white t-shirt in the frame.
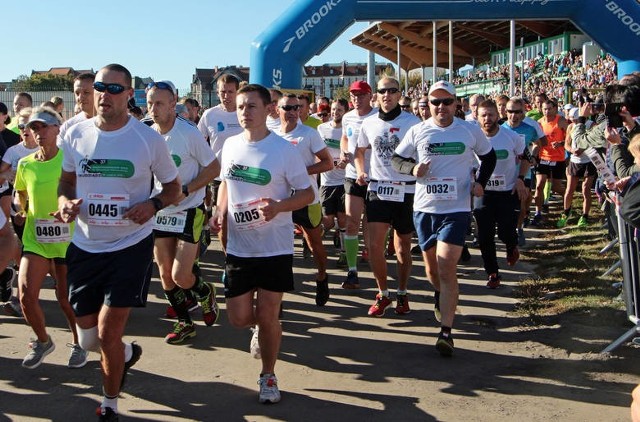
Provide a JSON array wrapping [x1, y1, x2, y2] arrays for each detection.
[[58, 112, 90, 146], [266, 115, 280, 132], [0, 143, 39, 193], [197, 105, 242, 157], [61, 116, 179, 253], [152, 117, 216, 211], [220, 131, 311, 258], [523, 116, 545, 139], [317, 122, 345, 187], [342, 108, 377, 179], [483, 126, 525, 192], [357, 111, 421, 194], [276, 123, 327, 204], [395, 117, 493, 214], [569, 121, 594, 164]]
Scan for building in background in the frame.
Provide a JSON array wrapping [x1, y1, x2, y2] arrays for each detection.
[[190, 66, 250, 108], [302, 62, 394, 99]]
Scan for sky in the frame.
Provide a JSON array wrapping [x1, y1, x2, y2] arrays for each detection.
[[2, 0, 380, 92]]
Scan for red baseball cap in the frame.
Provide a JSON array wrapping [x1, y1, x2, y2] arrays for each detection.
[[349, 80, 372, 94]]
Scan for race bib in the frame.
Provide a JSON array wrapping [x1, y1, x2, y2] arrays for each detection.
[[34, 219, 71, 243], [486, 175, 506, 190], [539, 160, 556, 166], [153, 209, 187, 233], [87, 193, 130, 226], [230, 199, 267, 231], [424, 177, 457, 200], [376, 181, 405, 202]]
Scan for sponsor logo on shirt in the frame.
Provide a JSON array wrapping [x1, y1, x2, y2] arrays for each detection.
[[78, 158, 134, 178], [226, 161, 272, 186], [421, 142, 466, 156], [172, 154, 182, 167]]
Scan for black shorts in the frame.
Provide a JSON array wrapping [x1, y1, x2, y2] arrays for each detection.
[[569, 161, 597, 178], [67, 234, 154, 317], [153, 204, 205, 244], [0, 184, 12, 199], [536, 160, 566, 179], [292, 203, 322, 229], [344, 178, 367, 199], [365, 191, 415, 235], [223, 254, 294, 298], [321, 185, 345, 216]]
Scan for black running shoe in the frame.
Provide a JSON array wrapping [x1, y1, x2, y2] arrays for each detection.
[[436, 333, 454, 357], [96, 407, 119, 421], [120, 342, 142, 389], [0, 267, 15, 302], [315, 275, 330, 306]]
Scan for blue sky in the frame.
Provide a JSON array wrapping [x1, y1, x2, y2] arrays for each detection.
[[3, 0, 377, 91]]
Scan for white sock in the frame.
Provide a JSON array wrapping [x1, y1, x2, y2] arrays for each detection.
[[101, 396, 118, 412], [124, 342, 132, 362]]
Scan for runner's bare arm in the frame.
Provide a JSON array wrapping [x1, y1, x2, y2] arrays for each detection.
[[307, 148, 333, 175], [259, 186, 314, 222], [54, 170, 81, 223], [123, 176, 181, 225], [182, 158, 220, 199]]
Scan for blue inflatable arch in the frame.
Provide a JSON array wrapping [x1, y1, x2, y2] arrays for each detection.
[[250, 0, 640, 89]]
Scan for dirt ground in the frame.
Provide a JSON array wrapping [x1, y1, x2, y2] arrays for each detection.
[[0, 227, 638, 421]]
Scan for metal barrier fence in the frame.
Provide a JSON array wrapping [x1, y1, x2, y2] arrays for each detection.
[[0, 91, 76, 120], [602, 205, 640, 352]]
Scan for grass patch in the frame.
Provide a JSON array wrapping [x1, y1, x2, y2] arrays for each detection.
[[514, 202, 624, 323]]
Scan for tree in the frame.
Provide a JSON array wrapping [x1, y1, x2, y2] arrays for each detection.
[[13, 73, 73, 91]]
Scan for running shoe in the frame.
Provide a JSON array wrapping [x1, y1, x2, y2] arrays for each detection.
[[530, 213, 543, 227], [341, 270, 360, 289], [120, 341, 142, 389], [487, 273, 501, 289], [22, 336, 55, 369], [542, 203, 549, 214], [395, 294, 411, 315], [436, 332, 454, 357], [165, 297, 199, 319], [200, 283, 219, 326], [556, 213, 569, 228], [4, 296, 22, 317], [96, 406, 119, 421], [258, 374, 281, 404], [577, 215, 589, 228], [250, 326, 261, 359], [517, 228, 526, 247], [67, 343, 89, 368], [506, 246, 520, 266], [0, 267, 15, 302], [336, 252, 348, 269], [315, 275, 330, 307], [367, 293, 392, 317], [165, 321, 196, 344]]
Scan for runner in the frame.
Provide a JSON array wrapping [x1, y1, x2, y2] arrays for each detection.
[[146, 80, 220, 344], [13, 106, 87, 369], [56, 63, 181, 421], [212, 83, 313, 404]]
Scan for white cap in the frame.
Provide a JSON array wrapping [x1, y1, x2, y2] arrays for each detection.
[[428, 80, 456, 97]]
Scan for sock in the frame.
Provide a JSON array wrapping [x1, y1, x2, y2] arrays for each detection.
[[344, 235, 359, 271], [101, 394, 118, 412], [165, 286, 191, 323], [191, 271, 211, 300], [397, 289, 407, 296], [124, 343, 133, 363], [339, 228, 346, 252], [440, 326, 452, 336], [543, 181, 551, 202], [379, 289, 389, 297]]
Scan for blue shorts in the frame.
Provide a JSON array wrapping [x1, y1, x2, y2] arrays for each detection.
[[414, 211, 470, 251], [67, 234, 154, 317]]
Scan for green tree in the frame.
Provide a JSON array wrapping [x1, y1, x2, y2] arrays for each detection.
[[13, 73, 73, 91]]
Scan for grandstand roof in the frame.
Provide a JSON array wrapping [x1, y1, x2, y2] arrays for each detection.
[[351, 20, 579, 71]]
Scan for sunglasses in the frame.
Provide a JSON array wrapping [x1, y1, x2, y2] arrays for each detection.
[[430, 98, 455, 106], [506, 109, 523, 114], [377, 87, 399, 95], [279, 105, 300, 111], [18, 123, 26, 130], [94, 82, 128, 95], [318, 113, 328, 117], [147, 81, 175, 94]]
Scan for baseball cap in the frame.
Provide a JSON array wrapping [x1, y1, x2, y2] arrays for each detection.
[[428, 80, 456, 97], [563, 103, 573, 110], [569, 107, 580, 120], [349, 80, 372, 94], [148, 80, 177, 96], [26, 110, 61, 128]]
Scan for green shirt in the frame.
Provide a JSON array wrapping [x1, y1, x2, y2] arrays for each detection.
[[14, 149, 73, 258]]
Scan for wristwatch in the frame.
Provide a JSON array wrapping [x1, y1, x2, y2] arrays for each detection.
[[149, 197, 163, 213], [182, 185, 189, 197]]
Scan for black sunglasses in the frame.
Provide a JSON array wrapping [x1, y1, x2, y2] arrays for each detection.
[[430, 98, 455, 106], [94, 82, 128, 95], [18, 123, 27, 130], [147, 81, 174, 94], [506, 109, 523, 114], [279, 105, 300, 111], [377, 87, 399, 95]]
